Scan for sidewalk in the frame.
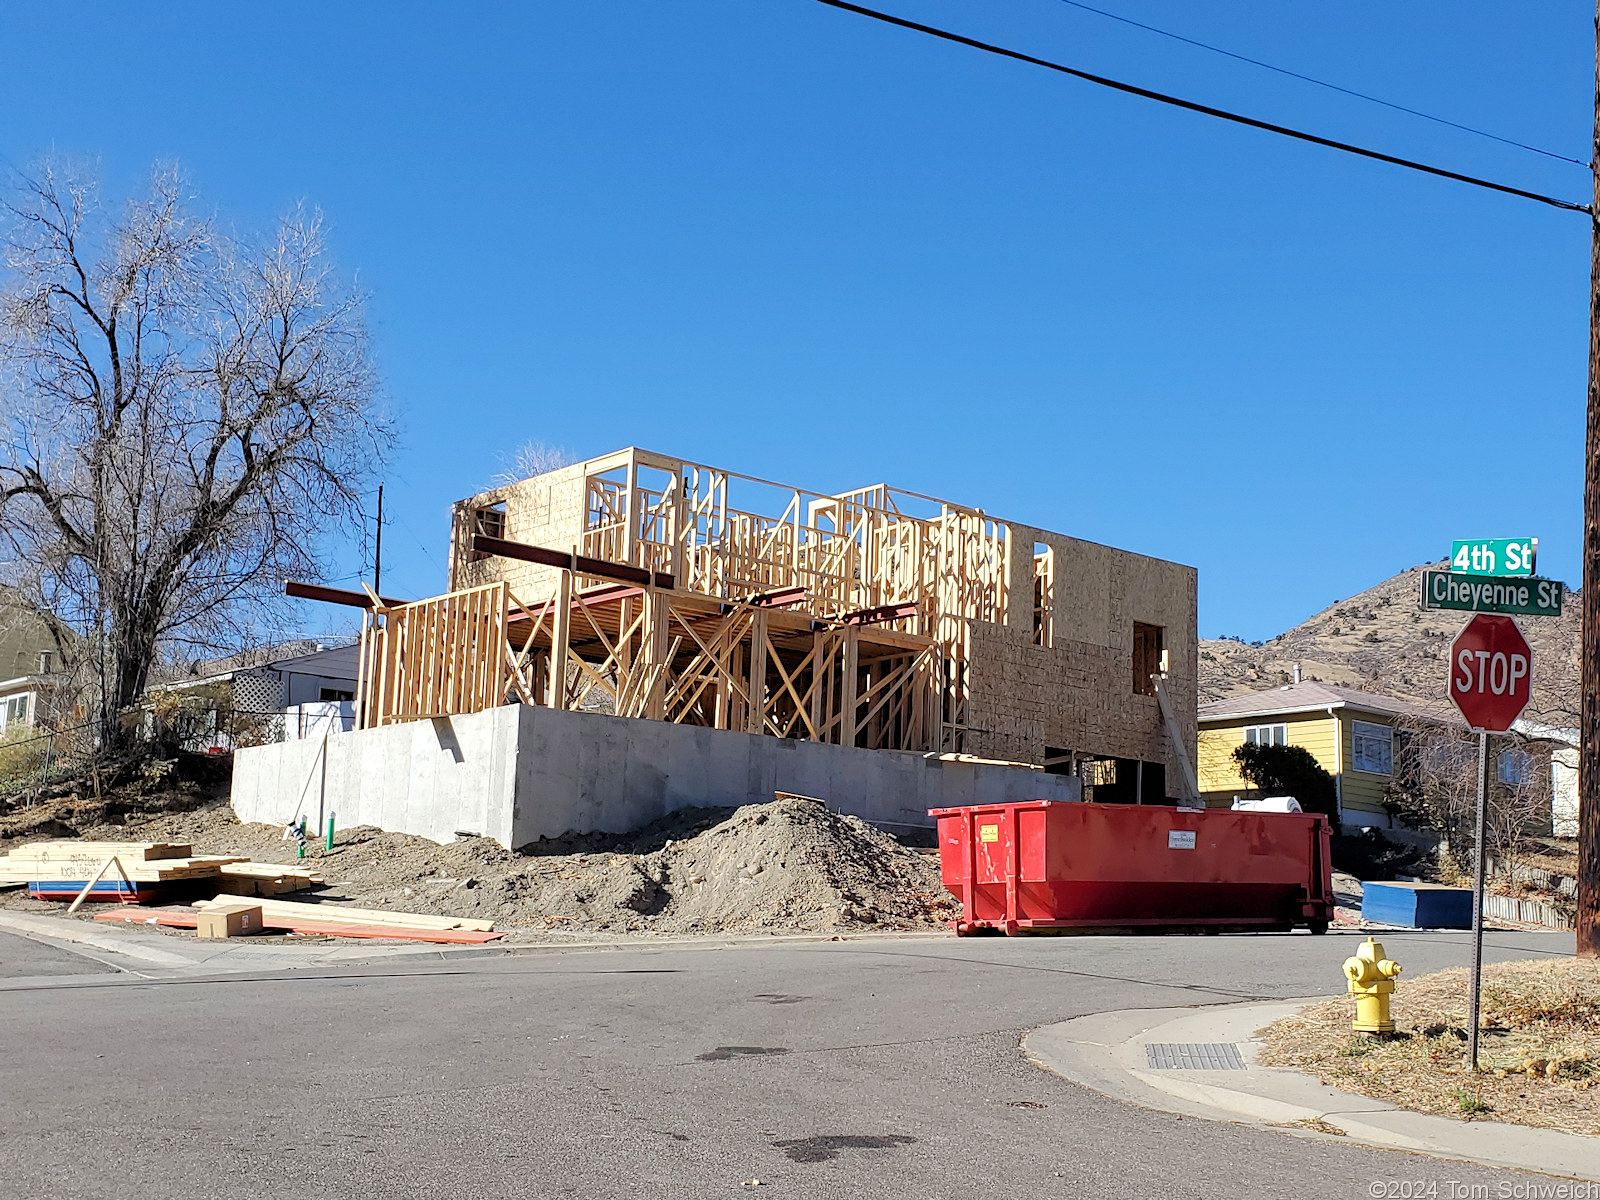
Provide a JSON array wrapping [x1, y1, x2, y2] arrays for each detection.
[[1024, 1000, 1600, 1183]]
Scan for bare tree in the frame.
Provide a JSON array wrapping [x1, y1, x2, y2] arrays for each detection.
[[0, 160, 392, 745], [491, 439, 573, 487], [1388, 717, 1555, 880]]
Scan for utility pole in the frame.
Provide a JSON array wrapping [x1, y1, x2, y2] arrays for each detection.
[[1581, 0, 1600, 959], [372, 486, 382, 598]]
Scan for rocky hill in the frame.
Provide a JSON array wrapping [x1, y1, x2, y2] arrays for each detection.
[[1199, 563, 1580, 725]]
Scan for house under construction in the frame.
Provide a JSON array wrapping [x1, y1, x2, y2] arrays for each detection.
[[234, 447, 1197, 847]]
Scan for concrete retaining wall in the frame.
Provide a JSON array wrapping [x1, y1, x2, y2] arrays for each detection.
[[231, 704, 1081, 848]]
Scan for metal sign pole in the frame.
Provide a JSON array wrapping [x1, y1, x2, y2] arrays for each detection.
[[1468, 727, 1489, 1072]]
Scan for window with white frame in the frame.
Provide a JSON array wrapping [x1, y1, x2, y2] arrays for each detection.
[[1242, 723, 1286, 747], [1351, 720, 1393, 775], [1497, 749, 1533, 787], [0, 695, 29, 731]]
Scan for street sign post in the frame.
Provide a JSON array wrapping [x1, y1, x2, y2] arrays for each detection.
[[1420, 570, 1563, 617], [1447, 613, 1533, 1071], [1450, 538, 1537, 576]]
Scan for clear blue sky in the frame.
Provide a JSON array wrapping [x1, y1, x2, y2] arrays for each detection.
[[2, 1, 1591, 641]]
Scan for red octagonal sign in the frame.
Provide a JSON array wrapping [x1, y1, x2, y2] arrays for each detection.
[[1448, 614, 1532, 731]]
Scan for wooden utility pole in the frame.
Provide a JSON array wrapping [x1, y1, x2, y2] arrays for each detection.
[[1581, 0, 1600, 958]]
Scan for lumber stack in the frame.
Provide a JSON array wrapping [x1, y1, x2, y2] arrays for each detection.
[[215, 861, 324, 897], [0, 841, 320, 903], [97, 907, 503, 944], [193, 896, 496, 932]]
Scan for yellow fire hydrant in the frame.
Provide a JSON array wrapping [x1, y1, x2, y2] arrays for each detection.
[[1343, 936, 1402, 1034]]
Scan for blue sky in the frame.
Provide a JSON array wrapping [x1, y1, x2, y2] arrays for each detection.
[[1, 2, 1590, 641]]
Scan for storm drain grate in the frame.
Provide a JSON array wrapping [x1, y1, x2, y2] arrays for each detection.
[[1145, 1042, 1246, 1071]]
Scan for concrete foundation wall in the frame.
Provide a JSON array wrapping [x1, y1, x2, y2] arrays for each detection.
[[232, 704, 1081, 848]]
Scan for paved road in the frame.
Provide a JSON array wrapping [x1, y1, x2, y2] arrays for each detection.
[[0, 925, 1578, 1199]]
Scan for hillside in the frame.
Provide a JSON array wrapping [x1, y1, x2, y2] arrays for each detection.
[[1199, 562, 1580, 725]]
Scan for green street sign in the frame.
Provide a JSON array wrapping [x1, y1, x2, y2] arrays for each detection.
[[1421, 570, 1563, 617], [1451, 538, 1536, 576]]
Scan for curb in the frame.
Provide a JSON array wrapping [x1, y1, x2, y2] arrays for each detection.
[[1024, 1000, 1600, 1183], [0, 909, 195, 968]]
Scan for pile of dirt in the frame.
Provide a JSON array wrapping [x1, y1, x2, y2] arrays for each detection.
[[1, 796, 957, 939], [1259, 957, 1600, 1136]]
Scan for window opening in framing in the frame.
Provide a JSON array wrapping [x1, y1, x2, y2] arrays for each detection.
[[469, 501, 507, 560], [1132, 622, 1165, 696], [1033, 543, 1052, 647]]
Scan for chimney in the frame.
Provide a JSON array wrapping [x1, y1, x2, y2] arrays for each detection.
[[1292, 663, 1302, 684]]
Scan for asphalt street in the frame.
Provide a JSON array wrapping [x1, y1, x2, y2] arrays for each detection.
[[0, 924, 1581, 1199]]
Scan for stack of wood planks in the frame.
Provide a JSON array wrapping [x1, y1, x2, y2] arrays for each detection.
[[194, 896, 495, 933], [95, 896, 503, 944], [0, 841, 323, 903], [215, 861, 323, 897]]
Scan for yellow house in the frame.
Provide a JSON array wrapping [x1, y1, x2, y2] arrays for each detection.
[[1198, 681, 1456, 830]]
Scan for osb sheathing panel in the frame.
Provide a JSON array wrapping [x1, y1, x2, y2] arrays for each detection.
[[967, 532, 1197, 787], [450, 464, 589, 597]]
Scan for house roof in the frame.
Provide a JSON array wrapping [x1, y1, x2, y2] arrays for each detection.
[[1199, 681, 1460, 726], [269, 642, 360, 680]]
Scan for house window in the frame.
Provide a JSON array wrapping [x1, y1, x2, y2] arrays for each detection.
[[1243, 723, 1286, 747], [1351, 720, 1393, 775], [1132, 622, 1165, 697], [1, 695, 29, 729], [1497, 749, 1533, 787]]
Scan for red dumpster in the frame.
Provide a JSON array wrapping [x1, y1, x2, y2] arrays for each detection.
[[929, 801, 1333, 936]]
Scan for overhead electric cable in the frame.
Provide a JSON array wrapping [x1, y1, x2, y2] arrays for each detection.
[[811, 0, 1591, 214], [1050, 0, 1587, 167]]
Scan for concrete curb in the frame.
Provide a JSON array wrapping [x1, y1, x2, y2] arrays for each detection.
[[0, 909, 195, 969], [1024, 1000, 1600, 1183]]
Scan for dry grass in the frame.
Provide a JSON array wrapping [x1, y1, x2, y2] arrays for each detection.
[[1258, 957, 1600, 1136]]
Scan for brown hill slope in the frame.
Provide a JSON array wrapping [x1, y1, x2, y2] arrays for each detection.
[[1199, 563, 1579, 724]]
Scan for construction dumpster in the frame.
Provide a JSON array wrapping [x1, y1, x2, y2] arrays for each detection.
[[929, 801, 1333, 935]]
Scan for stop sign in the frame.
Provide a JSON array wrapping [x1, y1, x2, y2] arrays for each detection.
[[1448, 614, 1532, 731]]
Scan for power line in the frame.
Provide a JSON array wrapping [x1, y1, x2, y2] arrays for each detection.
[[1049, 0, 1588, 167], [812, 0, 1591, 215]]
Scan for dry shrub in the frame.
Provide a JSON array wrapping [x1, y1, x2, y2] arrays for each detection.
[[1259, 958, 1600, 1135]]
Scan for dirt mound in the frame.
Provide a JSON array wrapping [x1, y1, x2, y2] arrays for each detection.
[[2, 797, 957, 939]]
